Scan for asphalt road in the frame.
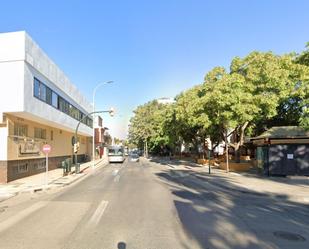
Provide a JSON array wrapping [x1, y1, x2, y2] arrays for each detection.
[[0, 158, 308, 249]]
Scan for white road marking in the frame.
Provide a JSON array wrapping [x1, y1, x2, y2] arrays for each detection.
[[112, 169, 119, 176], [87, 200, 109, 227], [0, 201, 46, 233], [114, 175, 120, 182]]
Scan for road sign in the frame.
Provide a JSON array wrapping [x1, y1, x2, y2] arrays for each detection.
[[42, 144, 51, 154]]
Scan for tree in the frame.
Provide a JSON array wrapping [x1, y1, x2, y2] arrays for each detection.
[[201, 52, 309, 163], [295, 42, 309, 66], [295, 42, 309, 129], [174, 86, 210, 157], [128, 100, 173, 156]]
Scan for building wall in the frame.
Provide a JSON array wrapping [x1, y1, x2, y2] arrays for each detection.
[[0, 31, 95, 182], [6, 114, 91, 160], [0, 61, 24, 114], [0, 31, 25, 62], [23, 63, 92, 136], [0, 114, 92, 183], [0, 124, 8, 161], [0, 161, 7, 183], [24, 32, 92, 114], [0, 31, 93, 136]]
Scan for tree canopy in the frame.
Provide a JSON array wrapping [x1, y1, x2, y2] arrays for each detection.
[[128, 43, 309, 156]]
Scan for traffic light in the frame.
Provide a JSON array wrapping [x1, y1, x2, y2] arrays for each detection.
[[74, 142, 80, 153]]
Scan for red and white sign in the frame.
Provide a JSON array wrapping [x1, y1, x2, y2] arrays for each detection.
[[42, 144, 51, 154]]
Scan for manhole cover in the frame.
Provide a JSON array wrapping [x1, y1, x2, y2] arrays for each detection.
[[273, 231, 306, 242]]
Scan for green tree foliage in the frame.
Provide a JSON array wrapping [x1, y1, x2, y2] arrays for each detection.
[[174, 86, 210, 155], [129, 43, 309, 158], [296, 42, 309, 66], [128, 100, 175, 154]]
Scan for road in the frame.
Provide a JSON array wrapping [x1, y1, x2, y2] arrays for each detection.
[[0, 158, 308, 249]]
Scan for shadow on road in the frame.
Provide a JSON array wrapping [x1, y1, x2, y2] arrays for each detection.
[[151, 157, 309, 187], [155, 168, 309, 249]]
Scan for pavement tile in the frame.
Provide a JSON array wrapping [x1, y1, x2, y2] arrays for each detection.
[[0, 158, 108, 202]]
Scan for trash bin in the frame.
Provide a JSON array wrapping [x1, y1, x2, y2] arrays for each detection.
[[61, 160, 67, 175]]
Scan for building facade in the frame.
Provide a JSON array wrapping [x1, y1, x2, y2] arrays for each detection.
[[251, 126, 309, 176], [0, 31, 93, 183], [94, 115, 108, 159]]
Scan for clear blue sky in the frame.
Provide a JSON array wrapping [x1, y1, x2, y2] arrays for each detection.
[[1, 0, 309, 138]]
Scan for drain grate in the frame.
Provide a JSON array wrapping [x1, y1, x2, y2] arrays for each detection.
[[273, 231, 306, 242]]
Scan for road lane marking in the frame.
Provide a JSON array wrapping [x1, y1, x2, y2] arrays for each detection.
[[114, 175, 120, 182], [87, 200, 108, 227], [0, 201, 46, 233], [112, 169, 119, 176]]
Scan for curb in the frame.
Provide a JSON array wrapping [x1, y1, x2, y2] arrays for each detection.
[[0, 160, 108, 202]]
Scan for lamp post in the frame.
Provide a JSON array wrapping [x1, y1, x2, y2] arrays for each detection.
[[74, 108, 114, 173], [92, 81, 113, 169]]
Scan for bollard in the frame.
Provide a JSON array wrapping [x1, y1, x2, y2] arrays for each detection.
[[76, 163, 80, 174], [61, 161, 66, 175]]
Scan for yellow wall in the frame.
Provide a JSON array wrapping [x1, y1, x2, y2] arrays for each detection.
[[6, 114, 92, 160]]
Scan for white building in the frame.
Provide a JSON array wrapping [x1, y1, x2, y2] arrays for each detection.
[[0, 31, 93, 183], [157, 97, 175, 104]]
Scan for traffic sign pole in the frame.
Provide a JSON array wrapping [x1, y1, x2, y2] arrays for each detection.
[[45, 153, 48, 186], [42, 144, 52, 186]]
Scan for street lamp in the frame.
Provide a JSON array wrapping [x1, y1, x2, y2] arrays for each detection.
[[92, 81, 113, 168], [74, 108, 115, 173]]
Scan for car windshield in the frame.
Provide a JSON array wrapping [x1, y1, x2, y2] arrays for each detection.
[[108, 148, 123, 156]]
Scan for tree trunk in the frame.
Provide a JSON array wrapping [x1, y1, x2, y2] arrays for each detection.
[[224, 131, 229, 173], [145, 139, 148, 158], [203, 138, 207, 159], [191, 138, 198, 158], [234, 122, 249, 163]]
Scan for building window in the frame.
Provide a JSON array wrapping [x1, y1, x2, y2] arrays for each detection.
[[34, 128, 46, 139], [50, 130, 53, 141], [46, 87, 52, 105], [34, 161, 45, 171], [13, 164, 29, 174], [58, 96, 66, 113], [40, 84, 46, 101], [52, 91, 58, 108], [33, 78, 93, 128], [14, 124, 28, 137], [34, 78, 40, 98]]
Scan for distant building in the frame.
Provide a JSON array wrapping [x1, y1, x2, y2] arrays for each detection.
[[0, 31, 93, 183], [94, 115, 108, 158], [157, 97, 175, 104]]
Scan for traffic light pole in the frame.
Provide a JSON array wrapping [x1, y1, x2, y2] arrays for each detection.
[[74, 110, 113, 173]]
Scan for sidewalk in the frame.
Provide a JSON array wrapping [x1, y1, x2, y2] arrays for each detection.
[[153, 157, 309, 204], [0, 158, 108, 202]]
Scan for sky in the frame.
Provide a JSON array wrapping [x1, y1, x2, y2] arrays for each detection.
[[1, 0, 309, 139]]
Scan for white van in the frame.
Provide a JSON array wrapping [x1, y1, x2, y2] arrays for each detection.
[[108, 146, 125, 163]]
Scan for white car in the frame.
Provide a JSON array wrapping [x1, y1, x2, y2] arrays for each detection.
[[129, 154, 139, 162]]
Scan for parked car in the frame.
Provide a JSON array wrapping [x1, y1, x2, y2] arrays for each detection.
[[129, 153, 139, 162]]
